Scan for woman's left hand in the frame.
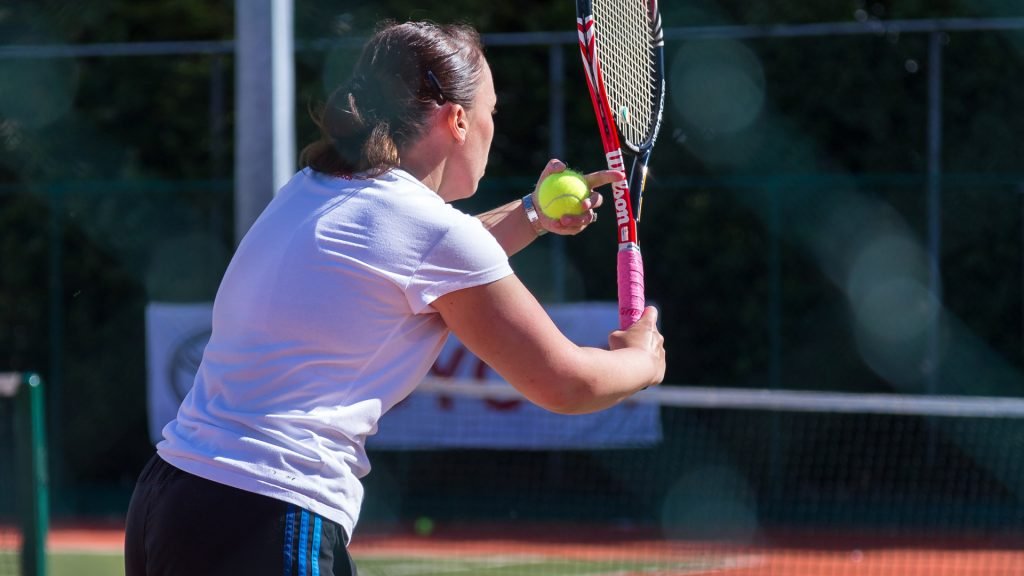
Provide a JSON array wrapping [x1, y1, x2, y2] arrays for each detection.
[[532, 159, 624, 236]]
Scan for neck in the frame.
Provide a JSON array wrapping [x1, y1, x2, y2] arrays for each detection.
[[399, 135, 453, 198], [399, 157, 444, 193]]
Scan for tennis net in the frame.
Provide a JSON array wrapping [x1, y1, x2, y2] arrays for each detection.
[[0, 373, 48, 576], [355, 379, 1024, 575]]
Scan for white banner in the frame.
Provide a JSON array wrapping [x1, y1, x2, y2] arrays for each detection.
[[145, 302, 661, 449], [145, 303, 214, 444]]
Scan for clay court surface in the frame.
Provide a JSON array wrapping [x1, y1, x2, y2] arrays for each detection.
[[2, 522, 1019, 575]]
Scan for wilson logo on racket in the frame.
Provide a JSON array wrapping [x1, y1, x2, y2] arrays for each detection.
[[605, 150, 630, 238], [612, 182, 630, 241], [605, 149, 625, 171]]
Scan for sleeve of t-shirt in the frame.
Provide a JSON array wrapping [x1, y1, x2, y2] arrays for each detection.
[[405, 217, 514, 313]]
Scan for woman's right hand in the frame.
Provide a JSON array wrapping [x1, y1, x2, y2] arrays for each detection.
[[532, 159, 622, 236], [608, 306, 666, 387]]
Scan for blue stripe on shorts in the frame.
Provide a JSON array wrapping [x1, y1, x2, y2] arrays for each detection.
[[298, 509, 310, 575], [283, 506, 296, 576], [312, 515, 322, 576]]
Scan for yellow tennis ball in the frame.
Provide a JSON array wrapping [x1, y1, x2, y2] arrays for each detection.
[[537, 170, 589, 219]]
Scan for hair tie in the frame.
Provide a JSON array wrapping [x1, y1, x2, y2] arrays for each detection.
[[425, 70, 446, 105], [347, 75, 386, 123]]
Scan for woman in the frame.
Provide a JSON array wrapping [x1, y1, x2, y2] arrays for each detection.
[[125, 20, 665, 576]]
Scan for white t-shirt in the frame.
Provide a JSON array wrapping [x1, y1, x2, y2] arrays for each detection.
[[157, 168, 513, 539]]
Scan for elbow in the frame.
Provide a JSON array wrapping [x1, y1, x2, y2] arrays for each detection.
[[546, 402, 598, 416], [525, 378, 604, 415]]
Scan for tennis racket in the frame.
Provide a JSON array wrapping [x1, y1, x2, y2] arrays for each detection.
[[576, 0, 666, 329]]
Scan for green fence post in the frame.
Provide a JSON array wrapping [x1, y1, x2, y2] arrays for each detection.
[[18, 373, 48, 576]]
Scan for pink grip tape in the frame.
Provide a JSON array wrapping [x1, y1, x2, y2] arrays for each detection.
[[617, 249, 645, 329]]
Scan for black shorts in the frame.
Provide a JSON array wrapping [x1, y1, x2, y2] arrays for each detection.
[[125, 454, 358, 576]]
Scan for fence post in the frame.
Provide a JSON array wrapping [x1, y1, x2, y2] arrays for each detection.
[[926, 31, 944, 392], [549, 43, 568, 302], [10, 372, 49, 576]]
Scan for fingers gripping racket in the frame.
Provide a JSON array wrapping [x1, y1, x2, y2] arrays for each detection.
[[576, 0, 666, 329]]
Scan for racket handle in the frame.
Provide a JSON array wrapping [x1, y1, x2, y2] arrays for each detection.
[[617, 247, 645, 329]]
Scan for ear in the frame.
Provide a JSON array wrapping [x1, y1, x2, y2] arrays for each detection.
[[446, 104, 468, 144]]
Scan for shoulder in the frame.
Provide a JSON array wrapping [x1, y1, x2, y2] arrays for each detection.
[[308, 168, 504, 266], [366, 170, 485, 234]]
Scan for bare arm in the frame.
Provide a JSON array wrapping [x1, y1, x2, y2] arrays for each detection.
[[475, 160, 621, 257], [474, 200, 537, 257], [432, 274, 665, 414]]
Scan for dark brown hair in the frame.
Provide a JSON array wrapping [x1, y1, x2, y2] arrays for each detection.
[[300, 21, 485, 177]]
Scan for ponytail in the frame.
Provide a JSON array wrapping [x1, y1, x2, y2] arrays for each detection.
[[300, 87, 400, 177]]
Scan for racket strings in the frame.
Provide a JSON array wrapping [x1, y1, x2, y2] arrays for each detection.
[[592, 0, 657, 149]]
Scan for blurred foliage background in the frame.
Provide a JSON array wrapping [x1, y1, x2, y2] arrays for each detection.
[[1, 0, 1023, 518]]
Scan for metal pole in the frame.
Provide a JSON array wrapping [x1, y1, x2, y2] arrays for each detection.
[[769, 186, 783, 497], [926, 31, 944, 391], [271, 0, 296, 194], [769, 186, 782, 391], [210, 54, 227, 179], [46, 186, 63, 520], [549, 44, 567, 302], [0, 18, 1022, 59], [545, 43, 568, 485], [234, 0, 295, 245], [20, 373, 48, 576], [925, 31, 944, 467]]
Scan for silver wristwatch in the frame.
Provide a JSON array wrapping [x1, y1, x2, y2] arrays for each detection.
[[521, 193, 547, 236]]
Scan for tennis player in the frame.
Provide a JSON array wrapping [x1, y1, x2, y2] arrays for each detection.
[[125, 20, 665, 576]]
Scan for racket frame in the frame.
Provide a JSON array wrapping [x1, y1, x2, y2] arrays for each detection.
[[576, 0, 666, 328]]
